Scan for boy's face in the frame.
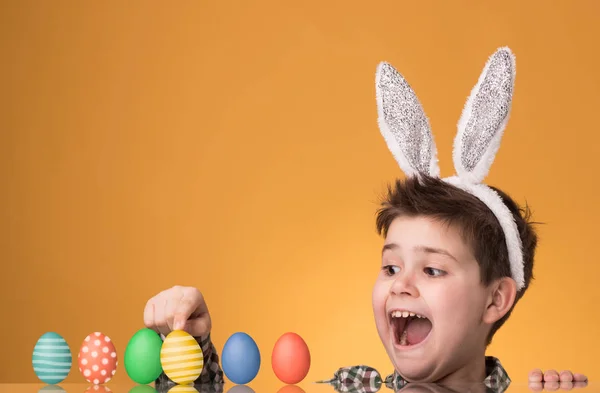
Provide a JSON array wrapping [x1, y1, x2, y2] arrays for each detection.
[[372, 215, 493, 382]]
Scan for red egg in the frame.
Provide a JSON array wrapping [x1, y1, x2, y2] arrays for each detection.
[[78, 332, 118, 384], [271, 332, 311, 384]]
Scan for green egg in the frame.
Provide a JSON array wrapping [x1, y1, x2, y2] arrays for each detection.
[[124, 328, 164, 384]]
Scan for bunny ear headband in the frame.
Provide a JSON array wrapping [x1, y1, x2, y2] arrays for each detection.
[[375, 47, 524, 290]]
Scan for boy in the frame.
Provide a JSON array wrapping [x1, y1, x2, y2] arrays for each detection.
[[143, 48, 587, 391]]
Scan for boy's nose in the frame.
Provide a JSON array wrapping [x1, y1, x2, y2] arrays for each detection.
[[390, 273, 420, 297]]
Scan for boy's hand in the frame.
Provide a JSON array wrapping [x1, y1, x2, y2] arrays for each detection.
[[529, 369, 588, 391], [143, 285, 211, 338]]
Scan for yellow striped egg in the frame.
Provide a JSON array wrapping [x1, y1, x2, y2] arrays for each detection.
[[160, 330, 203, 384]]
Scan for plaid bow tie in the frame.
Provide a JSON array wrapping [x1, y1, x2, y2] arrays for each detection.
[[315, 365, 407, 393]]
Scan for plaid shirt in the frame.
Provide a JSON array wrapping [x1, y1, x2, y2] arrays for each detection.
[[155, 333, 224, 393], [316, 356, 511, 393]]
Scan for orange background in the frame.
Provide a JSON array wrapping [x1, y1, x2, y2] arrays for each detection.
[[1, 0, 599, 389]]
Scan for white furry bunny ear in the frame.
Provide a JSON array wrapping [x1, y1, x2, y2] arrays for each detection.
[[375, 62, 440, 178], [453, 47, 516, 184]]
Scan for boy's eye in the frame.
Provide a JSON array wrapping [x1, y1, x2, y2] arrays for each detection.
[[382, 265, 400, 276], [424, 267, 446, 277]]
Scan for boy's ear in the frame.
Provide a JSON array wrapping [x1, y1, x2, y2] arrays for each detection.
[[483, 277, 517, 324]]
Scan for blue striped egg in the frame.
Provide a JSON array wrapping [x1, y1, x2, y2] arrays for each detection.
[[32, 332, 72, 384]]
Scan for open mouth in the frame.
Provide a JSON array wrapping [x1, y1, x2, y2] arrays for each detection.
[[389, 310, 433, 347]]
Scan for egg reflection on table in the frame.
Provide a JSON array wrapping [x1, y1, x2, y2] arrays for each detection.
[[84, 385, 112, 393], [225, 385, 256, 393], [129, 385, 158, 393], [276, 385, 306, 393], [37, 386, 67, 393], [167, 385, 201, 393]]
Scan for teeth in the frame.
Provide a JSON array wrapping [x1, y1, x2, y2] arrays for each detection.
[[391, 310, 426, 319]]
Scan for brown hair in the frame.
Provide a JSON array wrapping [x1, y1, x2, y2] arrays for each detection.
[[375, 175, 538, 345]]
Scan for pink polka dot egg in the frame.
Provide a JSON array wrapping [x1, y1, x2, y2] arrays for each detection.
[[78, 332, 118, 385]]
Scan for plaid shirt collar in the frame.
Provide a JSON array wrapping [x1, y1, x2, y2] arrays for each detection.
[[316, 356, 511, 393]]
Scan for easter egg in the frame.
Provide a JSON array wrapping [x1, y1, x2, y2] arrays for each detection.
[[271, 332, 310, 384], [221, 332, 261, 385], [124, 328, 163, 384], [32, 332, 72, 384], [78, 332, 118, 384], [160, 330, 204, 385]]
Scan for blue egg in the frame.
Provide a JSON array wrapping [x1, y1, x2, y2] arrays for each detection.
[[221, 332, 261, 385], [32, 332, 72, 384]]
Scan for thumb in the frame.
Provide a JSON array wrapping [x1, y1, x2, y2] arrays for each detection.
[[184, 316, 211, 338]]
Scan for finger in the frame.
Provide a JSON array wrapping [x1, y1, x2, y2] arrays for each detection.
[[529, 369, 544, 382], [573, 381, 588, 389], [164, 295, 180, 333], [143, 300, 156, 330], [185, 316, 212, 338], [173, 289, 205, 331], [528, 382, 543, 392], [154, 297, 171, 337], [573, 374, 588, 382], [545, 381, 560, 391], [544, 370, 560, 382], [560, 371, 574, 382], [560, 381, 573, 391], [172, 299, 194, 331]]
